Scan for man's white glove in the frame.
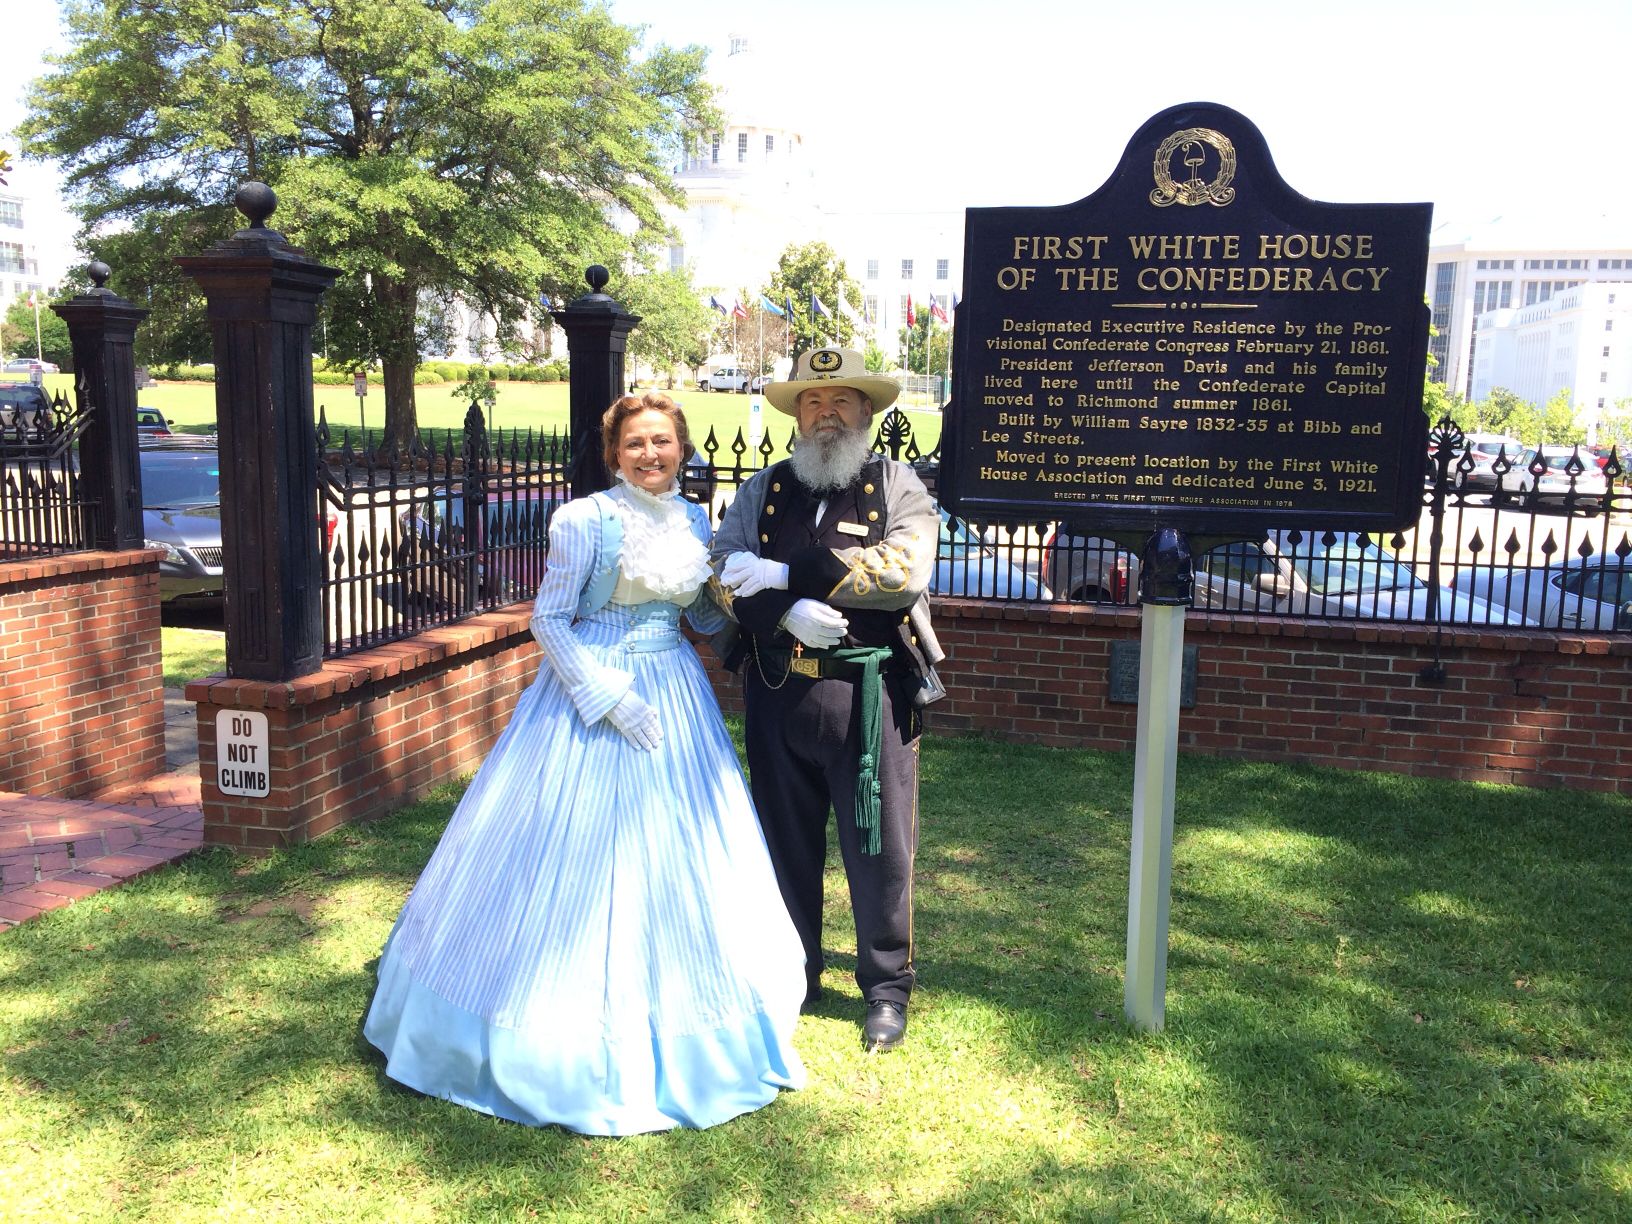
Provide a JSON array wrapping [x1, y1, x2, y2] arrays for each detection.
[[606, 689, 662, 751], [780, 598, 848, 650], [720, 551, 789, 598]]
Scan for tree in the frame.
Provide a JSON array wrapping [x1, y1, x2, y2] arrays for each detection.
[[1537, 387, 1587, 446], [20, 0, 715, 448], [1, 296, 72, 370], [765, 242, 863, 357], [897, 307, 951, 376], [618, 265, 715, 388]]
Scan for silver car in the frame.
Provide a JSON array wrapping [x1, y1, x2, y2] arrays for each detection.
[[1045, 527, 1532, 625], [1451, 555, 1632, 631]]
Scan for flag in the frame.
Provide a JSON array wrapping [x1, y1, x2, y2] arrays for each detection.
[[906, 295, 916, 327], [952, 291, 962, 311], [731, 299, 748, 319], [810, 292, 831, 319], [707, 294, 728, 314], [26, 291, 37, 309], [785, 294, 795, 322], [837, 287, 864, 324], [930, 298, 949, 324], [759, 294, 786, 317]]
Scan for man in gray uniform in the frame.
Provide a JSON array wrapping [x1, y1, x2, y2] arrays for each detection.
[[714, 347, 945, 1052]]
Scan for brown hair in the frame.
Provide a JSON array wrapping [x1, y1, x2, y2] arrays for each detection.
[[600, 392, 694, 475]]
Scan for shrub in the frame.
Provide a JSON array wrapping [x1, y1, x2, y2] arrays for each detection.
[[541, 367, 560, 383]]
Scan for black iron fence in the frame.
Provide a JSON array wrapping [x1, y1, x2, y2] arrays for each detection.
[[0, 389, 92, 560], [314, 407, 1632, 659], [317, 403, 572, 656]]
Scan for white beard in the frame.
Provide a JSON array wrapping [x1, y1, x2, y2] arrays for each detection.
[[788, 423, 874, 492]]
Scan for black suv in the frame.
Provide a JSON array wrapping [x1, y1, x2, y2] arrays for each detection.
[[0, 382, 52, 431]]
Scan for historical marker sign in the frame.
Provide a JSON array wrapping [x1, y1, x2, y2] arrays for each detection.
[[942, 102, 1432, 535]]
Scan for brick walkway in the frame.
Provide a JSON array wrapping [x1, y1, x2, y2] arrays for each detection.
[[0, 772, 204, 928]]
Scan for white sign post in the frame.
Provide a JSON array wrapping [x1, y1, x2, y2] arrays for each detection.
[[1124, 530, 1191, 1032], [354, 371, 368, 436], [748, 394, 763, 455], [215, 709, 271, 798]]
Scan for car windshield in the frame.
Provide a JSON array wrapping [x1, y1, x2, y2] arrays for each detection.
[[938, 513, 987, 554], [1283, 538, 1422, 596], [141, 452, 221, 506]]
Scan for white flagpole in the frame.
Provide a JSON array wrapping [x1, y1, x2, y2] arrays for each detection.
[[32, 293, 43, 361]]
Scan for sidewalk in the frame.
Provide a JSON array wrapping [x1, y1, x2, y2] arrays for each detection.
[[0, 688, 203, 930]]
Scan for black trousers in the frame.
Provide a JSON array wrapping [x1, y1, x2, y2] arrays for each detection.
[[744, 660, 920, 1007]]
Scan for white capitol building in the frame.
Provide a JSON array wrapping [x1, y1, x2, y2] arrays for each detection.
[[660, 35, 964, 364]]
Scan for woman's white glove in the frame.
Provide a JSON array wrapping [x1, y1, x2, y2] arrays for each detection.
[[719, 551, 789, 598], [780, 599, 848, 649], [606, 689, 663, 751]]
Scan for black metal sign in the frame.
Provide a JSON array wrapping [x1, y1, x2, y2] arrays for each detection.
[[942, 102, 1432, 534]]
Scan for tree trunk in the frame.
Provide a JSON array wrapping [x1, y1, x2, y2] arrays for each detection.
[[376, 274, 420, 453], [380, 356, 418, 452]]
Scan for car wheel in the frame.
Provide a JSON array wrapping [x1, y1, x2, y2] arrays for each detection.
[[699, 381, 711, 392]]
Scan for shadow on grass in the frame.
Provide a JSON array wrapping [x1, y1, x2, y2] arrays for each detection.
[[3, 739, 1629, 1219]]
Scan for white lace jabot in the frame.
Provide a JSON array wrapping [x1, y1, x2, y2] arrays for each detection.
[[609, 475, 712, 604]]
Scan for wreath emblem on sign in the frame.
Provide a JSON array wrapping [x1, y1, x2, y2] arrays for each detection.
[[1150, 127, 1237, 208], [809, 349, 842, 373]]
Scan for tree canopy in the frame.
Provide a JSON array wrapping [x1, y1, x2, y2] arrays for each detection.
[[2, 295, 72, 370], [764, 242, 863, 357], [618, 263, 715, 387], [20, 0, 715, 446]]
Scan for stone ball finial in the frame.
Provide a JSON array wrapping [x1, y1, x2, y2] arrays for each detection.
[[585, 265, 610, 293], [88, 261, 111, 289], [235, 181, 278, 229]]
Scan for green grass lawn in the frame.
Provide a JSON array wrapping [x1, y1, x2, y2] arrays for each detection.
[[3, 736, 1628, 1221], [160, 627, 226, 689]]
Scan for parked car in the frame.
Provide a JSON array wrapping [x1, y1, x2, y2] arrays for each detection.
[[142, 440, 338, 604], [933, 511, 1051, 599], [1490, 443, 1611, 510], [141, 442, 227, 605], [1452, 432, 1527, 493], [1451, 555, 1632, 631], [136, 406, 174, 437], [2, 357, 60, 374], [0, 381, 53, 431], [396, 486, 564, 610], [1043, 526, 1532, 624], [698, 367, 767, 393]]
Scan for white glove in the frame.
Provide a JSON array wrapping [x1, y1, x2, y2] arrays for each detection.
[[780, 599, 848, 650], [606, 689, 662, 751], [720, 552, 788, 598]]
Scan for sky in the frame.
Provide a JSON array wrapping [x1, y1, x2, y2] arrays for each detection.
[[6, 0, 1629, 251]]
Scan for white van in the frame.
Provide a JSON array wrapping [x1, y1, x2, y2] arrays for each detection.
[[699, 367, 768, 393]]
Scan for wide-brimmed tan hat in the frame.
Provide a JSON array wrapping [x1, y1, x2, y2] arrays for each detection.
[[764, 347, 901, 416]]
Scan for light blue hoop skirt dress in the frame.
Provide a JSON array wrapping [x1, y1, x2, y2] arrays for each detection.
[[365, 495, 805, 1135]]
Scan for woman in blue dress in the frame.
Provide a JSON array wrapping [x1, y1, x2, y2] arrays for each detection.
[[364, 393, 806, 1134]]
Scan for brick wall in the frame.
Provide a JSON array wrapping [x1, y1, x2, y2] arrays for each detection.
[[190, 595, 1632, 850], [187, 607, 539, 850], [922, 599, 1632, 793], [0, 550, 168, 796], [701, 600, 1631, 792]]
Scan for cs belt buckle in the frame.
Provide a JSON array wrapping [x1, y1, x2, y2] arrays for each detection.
[[790, 655, 820, 678]]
